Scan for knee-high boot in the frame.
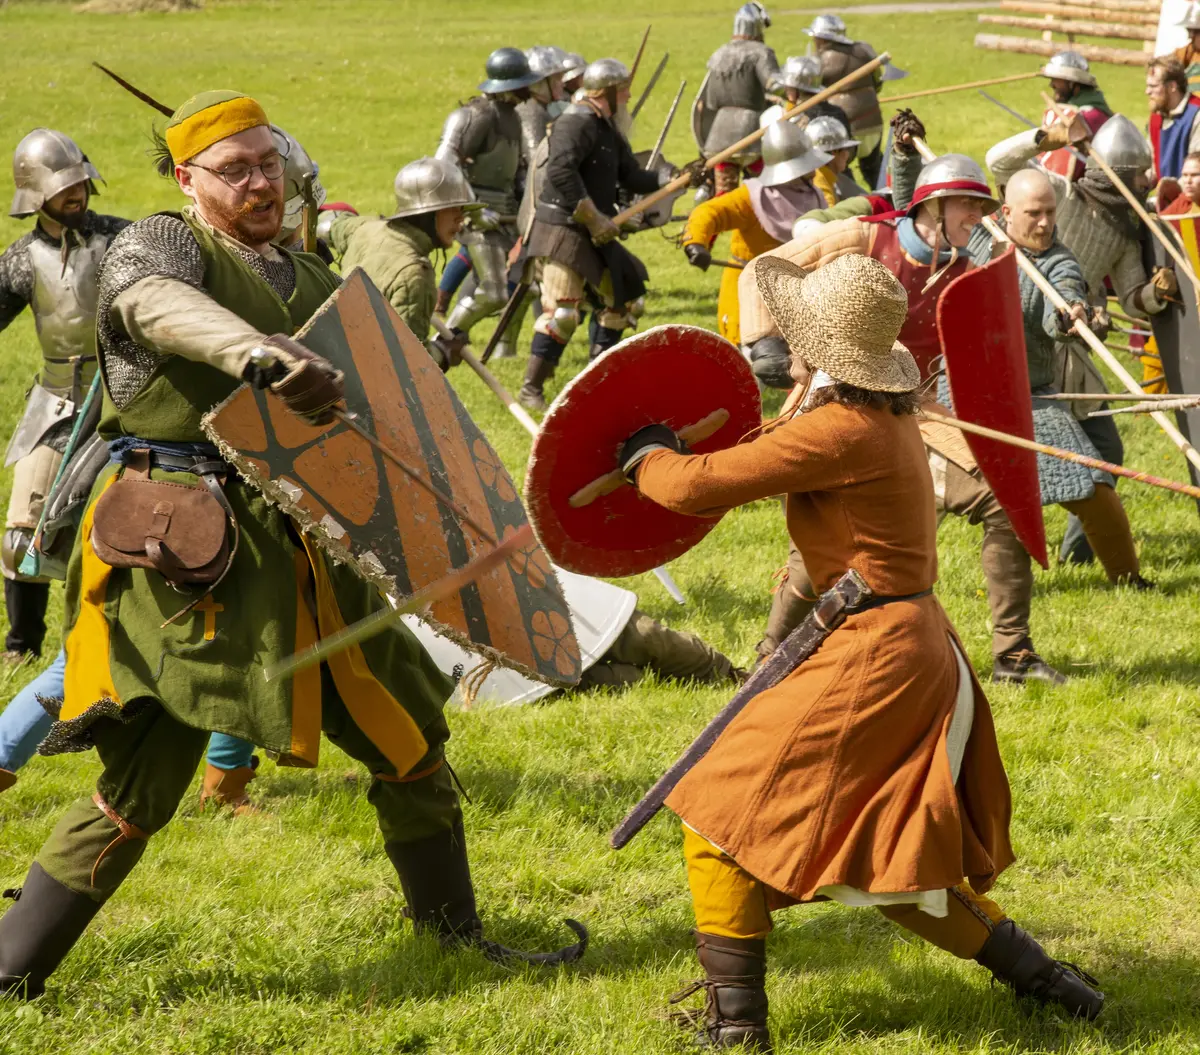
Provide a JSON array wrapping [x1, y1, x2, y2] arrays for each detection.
[[975, 920, 1105, 1019], [672, 931, 772, 1051], [0, 863, 104, 999]]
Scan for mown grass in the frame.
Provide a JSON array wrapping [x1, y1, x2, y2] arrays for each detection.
[[0, 1, 1198, 1052]]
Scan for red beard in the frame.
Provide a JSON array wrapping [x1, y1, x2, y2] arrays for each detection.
[[201, 187, 284, 246]]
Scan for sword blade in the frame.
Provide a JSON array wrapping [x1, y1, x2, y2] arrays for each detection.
[[647, 79, 686, 171], [631, 52, 668, 120], [609, 569, 872, 849], [977, 89, 1036, 128]]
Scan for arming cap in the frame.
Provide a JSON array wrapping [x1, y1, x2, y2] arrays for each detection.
[[479, 47, 542, 94], [582, 58, 631, 92], [805, 13, 853, 44], [1182, 1, 1200, 29], [1039, 50, 1096, 87], [909, 153, 999, 215], [526, 45, 572, 80], [387, 156, 477, 220], [1089, 113, 1151, 173], [10, 128, 101, 218], [780, 55, 822, 94], [733, 1, 771, 38], [759, 119, 833, 186], [806, 115, 860, 152]]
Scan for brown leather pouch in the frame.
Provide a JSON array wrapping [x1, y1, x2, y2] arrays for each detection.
[[91, 451, 230, 584]]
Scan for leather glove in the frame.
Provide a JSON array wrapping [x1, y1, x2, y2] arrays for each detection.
[[676, 159, 707, 188], [259, 333, 344, 426], [1036, 111, 1091, 151], [429, 328, 469, 372], [684, 243, 712, 271], [1056, 303, 1088, 336], [1151, 265, 1179, 298], [618, 423, 689, 483], [1088, 306, 1112, 342], [573, 197, 620, 246], [890, 108, 926, 157]]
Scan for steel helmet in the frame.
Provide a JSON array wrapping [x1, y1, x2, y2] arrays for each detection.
[[315, 202, 357, 242], [733, 2, 771, 39], [479, 47, 542, 94], [1182, 1, 1200, 29], [526, 45, 572, 81], [908, 153, 999, 216], [561, 51, 587, 85], [806, 115, 860, 152], [1089, 113, 1151, 174], [780, 55, 822, 94], [758, 120, 833, 186], [387, 156, 477, 220], [1039, 50, 1096, 88], [272, 126, 326, 236], [10, 128, 101, 218], [581, 58, 631, 93], [805, 14, 853, 45]]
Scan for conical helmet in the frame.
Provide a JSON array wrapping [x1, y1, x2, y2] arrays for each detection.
[[733, 2, 770, 39], [759, 119, 833, 186], [387, 156, 477, 220], [10, 128, 101, 218]]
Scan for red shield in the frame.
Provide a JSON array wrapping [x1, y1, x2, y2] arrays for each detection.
[[525, 325, 761, 577], [936, 249, 1048, 568]]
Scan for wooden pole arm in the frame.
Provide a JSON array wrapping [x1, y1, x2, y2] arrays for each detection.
[[880, 70, 1040, 105], [910, 136, 1200, 474], [610, 51, 889, 228]]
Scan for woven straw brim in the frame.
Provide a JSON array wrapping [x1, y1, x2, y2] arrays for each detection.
[[755, 254, 921, 393]]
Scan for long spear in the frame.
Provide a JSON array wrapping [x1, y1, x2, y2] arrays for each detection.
[[912, 136, 1200, 474], [629, 24, 651, 83], [610, 52, 889, 229], [920, 407, 1200, 500], [880, 70, 1040, 105], [631, 52, 668, 120], [647, 79, 686, 172]]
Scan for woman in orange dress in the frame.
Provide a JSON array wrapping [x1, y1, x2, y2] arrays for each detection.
[[618, 253, 1104, 1051]]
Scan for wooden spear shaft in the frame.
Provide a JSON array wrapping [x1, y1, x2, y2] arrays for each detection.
[[1041, 92, 1200, 299], [431, 317, 540, 437], [610, 51, 890, 228], [911, 136, 1200, 474], [920, 408, 1200, 500], [880, 70, 1041, 105]]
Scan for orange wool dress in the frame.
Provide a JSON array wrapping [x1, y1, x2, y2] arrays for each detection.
[[635, 400, 1015, 905]]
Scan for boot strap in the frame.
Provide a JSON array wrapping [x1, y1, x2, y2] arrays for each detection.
[[90, 792, 149, 888], [375, 758, 445, 783]]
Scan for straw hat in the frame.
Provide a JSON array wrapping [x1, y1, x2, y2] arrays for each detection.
[[755, 253, 919, 393]]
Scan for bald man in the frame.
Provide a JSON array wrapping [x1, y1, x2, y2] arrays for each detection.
[[986, 168, 1150, 590]]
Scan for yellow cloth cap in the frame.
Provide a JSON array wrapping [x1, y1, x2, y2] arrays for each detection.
[[165, 91, 270, 164]]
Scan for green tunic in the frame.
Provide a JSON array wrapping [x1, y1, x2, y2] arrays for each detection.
[[55, 212, 454, 775], [328, 215, 436, 341]]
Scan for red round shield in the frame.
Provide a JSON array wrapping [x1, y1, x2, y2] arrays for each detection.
[[525, 325, 761, 577]]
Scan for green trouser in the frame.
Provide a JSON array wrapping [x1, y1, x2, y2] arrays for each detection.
[[37, 668, 460, 902], [580, 609, 735, 688]]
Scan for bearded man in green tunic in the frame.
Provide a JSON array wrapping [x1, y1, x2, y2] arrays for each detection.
[[0, 91, 583, 999]]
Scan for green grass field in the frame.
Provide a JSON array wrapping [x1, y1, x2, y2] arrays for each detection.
[[1, 1, 1199, 1052]]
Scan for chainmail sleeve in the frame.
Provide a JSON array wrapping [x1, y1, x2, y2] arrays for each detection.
[[97, 213, 206, 408], [0, 231, 35, 334]]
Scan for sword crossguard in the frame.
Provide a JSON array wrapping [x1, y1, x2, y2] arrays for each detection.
[[567, 408, 731, 508]]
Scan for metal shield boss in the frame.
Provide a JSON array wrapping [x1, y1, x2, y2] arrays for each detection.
[[935, 249, 1049, 567], [1150, 213, 1200, 507], [204, 268, 582, 686], [525, 325, 762, 577]]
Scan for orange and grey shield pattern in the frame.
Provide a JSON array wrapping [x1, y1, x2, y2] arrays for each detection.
[[204, 268, 582, 686]]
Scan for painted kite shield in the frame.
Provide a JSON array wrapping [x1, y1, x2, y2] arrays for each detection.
[[525, 325, 762, 577], [203, 268, 582, 687], [936, 248, 1049, 568], [1150, 212, 1200, 514]]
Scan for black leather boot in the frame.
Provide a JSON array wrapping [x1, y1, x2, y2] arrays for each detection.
[[588, 325, 624, 361], [671, 931, 772, 1051], [384, 819, 586, 966], [975, 919, 1104, 1019], [0, 863, 104, 999], [517, 350, 557, 412]]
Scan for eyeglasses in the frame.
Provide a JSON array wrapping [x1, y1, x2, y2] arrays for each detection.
[[187, 153, 285, 188]]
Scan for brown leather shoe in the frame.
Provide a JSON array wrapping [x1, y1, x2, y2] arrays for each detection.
[[199, 759, 260, 816], [0, 769, 15, 793], [975, 919, 1104, 1019], [671, 931, 772, 1051], [992, 648, 1067, 686]]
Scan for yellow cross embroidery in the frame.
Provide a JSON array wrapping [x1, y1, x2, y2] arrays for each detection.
[[194, 594, 224, 641]]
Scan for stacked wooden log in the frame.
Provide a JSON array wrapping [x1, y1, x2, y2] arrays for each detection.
[[976, 0, 1163, 67]]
